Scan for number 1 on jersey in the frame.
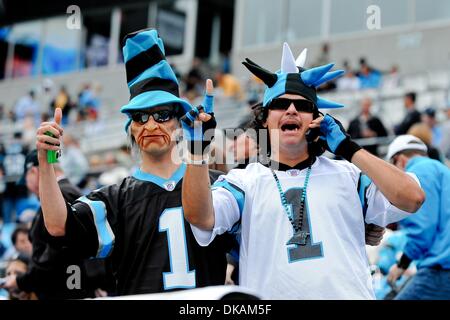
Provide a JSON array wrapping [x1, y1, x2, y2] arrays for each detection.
[[285, 188, 323, 262], [159, 207, 196, 290]]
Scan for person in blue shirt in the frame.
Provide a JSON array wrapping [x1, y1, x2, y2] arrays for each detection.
[[357, 58, 382, 89], [373, 229, 415, 300], [386, 135, 450, 300]]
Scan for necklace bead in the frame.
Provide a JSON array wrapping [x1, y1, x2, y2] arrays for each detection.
[[271, 165, 312, 239]]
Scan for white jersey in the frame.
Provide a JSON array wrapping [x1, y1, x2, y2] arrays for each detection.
[[191, 156, 415, 299]]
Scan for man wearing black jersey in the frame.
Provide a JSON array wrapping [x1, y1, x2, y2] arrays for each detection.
[[33, 29, 233, 296], [1, 149, 111, 299]]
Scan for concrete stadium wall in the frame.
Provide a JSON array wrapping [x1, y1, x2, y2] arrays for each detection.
[[0, 65, 130, 115], [231, 23, 450, 79]]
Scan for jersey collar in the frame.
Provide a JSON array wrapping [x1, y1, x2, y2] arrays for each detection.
[[267, 156, 316, 172], [132, 162, 187, 191]]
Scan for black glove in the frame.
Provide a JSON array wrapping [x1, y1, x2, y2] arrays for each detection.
[[180, 94, 216, 156]]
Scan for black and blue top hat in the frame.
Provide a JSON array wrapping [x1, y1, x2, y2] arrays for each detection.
[[120, 29, 193, 131]]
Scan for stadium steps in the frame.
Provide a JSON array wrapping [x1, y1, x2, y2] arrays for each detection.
[[1, 67, 449, 155]]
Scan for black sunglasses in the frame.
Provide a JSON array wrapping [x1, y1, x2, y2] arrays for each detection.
[[130, 109, 177, 125], [268, 98, 316, 113]]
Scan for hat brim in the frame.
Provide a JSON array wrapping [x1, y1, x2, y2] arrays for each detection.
[[121, 90, 192, 115]]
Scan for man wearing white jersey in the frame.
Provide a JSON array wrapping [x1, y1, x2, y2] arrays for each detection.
[[180, 43, 425, 299]]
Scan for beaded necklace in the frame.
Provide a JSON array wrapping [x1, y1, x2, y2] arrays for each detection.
[[270, 164, 312, 246]]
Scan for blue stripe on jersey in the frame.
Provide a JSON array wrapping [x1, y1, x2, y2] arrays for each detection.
[[229, 219, 241, 234], [358, 174, 372, 219], [230, 233, 241, 262], [212, 180, 245, 216], [132, 163, 186, 191], [78, 196, 115, 258]]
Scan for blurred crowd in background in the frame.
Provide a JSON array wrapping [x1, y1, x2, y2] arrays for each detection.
[[0, 43, 450, 300]]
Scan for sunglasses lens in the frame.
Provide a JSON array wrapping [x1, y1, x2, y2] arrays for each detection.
[[131, 112, 149, 124], [268, 99, 290, 110], [153, 110, 172, 123], [131, 106, 177, 125], [269, 98, 315, 113], [293, 100, 315, 113]]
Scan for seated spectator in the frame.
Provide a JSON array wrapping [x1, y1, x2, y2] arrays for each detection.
[[37, 78, 56, 119], [357, 57, 382, 89], [1, 132, 29, 224], [14, 90, 41, 126], [347, 97, 388, 156], [394, 92, 422, 135], [184, 57, 204, 96], [214, 70, 244, 100], [440, 102, 450, 161], [78, 82, 101, 118], [3, 256, 37, 300], [60, 132, 89, 187], [115, 145, 134, 170], [12, 226, 32, 258], [22, 116, 37, 149], [3, 225, 32, 261], [314, 45, 338, 92], [85, 34, 109, 67], [245, 75, 264, 106], [408, 123, 442, 161], [51, 86, 73, 126], [313, 43, 330, 67], [382, 65, 401, 89], [337, 60, 361, 91], [422, 107, 442, 147]]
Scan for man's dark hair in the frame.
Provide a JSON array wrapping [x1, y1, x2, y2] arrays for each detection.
[[11, 225, 29, 246], [405, 92, 416, 103], [396, 149, 427, 159]]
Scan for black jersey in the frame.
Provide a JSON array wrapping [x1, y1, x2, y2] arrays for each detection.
[[17, 178, 113, 299], [57, 163, 234, 296]]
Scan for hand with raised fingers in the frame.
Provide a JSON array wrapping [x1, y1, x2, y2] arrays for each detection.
[[36, 108, 63, 164], [180, 79, 217, 157], [319, 114, 361, 161]]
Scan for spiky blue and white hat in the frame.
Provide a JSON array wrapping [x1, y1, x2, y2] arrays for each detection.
[[242, 43, 345, 109]]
